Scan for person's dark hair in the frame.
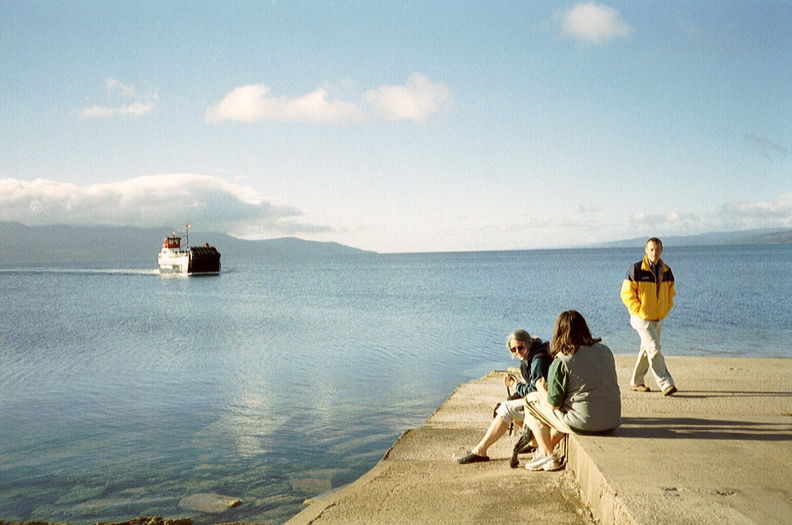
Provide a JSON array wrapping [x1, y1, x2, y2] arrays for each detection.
[[550, 310, 602, 356], [646, 237, 663, 249]]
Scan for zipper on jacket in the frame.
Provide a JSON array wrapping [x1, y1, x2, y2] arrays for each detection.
[[648, 258, 663, 299]]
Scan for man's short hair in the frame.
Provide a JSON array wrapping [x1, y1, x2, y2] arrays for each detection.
[[646, 237, 663, 248]]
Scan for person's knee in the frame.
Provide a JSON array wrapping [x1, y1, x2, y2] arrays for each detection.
[[496, 404, 518, 426], [524, 414, 547, 434], [643, 340, 662, 356]]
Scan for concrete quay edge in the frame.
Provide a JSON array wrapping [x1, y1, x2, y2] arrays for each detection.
[[287, 356, 792, 525]]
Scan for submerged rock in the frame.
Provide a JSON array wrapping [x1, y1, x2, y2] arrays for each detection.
[[288, 478, 332, 494], [0, 521, 70, 525], [96, 518, 193, 525], [178, 494, 242, 513]]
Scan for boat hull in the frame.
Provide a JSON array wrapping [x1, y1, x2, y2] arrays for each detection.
[[158, 253, 190, 273]]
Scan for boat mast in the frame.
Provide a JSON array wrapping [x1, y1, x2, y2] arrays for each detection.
[[185, 223, 190, 247]]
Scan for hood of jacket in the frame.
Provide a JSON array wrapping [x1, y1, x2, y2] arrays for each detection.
[[525, 338, 550, 361]]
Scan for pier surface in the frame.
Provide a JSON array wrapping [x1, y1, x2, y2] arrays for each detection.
[[287, 356, 792, 525]]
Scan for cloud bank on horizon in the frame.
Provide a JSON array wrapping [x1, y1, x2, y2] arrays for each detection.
[[2, 2, 790, 252], [2, 175, 789, 245], [0, 175, 331, 238]]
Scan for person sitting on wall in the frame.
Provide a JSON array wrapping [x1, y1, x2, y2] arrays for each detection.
[[522, 310, 622, 472], [456, 329, 551, 464]]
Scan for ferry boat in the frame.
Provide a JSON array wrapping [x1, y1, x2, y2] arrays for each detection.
[[158, 225, 221, 274]]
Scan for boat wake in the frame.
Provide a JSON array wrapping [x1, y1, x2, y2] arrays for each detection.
[[0, 268, 161, 276]]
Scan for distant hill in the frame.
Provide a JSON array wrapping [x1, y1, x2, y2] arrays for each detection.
[[0, 222, 789, 264], [220, 234, 376, 259], [593, 228, 792, 248], [0, 222, 375, 264]]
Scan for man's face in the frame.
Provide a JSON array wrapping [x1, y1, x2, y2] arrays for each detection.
[[645, 241, 663, 264]]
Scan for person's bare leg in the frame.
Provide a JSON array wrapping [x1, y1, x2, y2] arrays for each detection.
[[471, 417, 509, 457], [547, 430, 565, 454], [533, 430, 553, 455], [524, 415, 553, 454]]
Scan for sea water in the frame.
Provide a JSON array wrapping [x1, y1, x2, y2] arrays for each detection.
[[1, 245, 790, 523]]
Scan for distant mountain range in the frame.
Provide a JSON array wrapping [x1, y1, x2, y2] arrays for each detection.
[[0, 222, 789, 264], [591, 228, 792, 248], [0, 222, 374, 264]]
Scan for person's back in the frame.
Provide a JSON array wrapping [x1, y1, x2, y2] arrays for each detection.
[[522, 311, 620, 472], [554, 342, 621, 433]]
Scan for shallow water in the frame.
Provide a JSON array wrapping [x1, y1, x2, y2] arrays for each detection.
[[0, 245, 789, 523]]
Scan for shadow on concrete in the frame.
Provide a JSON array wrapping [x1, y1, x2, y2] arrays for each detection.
[[616, 417, 792, 441], [672, 390, 792, 399]]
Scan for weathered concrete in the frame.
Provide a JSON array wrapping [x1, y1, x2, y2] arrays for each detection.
[[287, 356, 792, 525], [288, 370, 595, 525], [572, 356, 792, 525]]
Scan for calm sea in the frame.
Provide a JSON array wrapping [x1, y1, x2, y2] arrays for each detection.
[[1, 245, 790, 524]]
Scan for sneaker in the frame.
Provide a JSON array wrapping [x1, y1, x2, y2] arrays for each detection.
[[663, 385, 678, 396], [631, 384, 651, 392], [524, 453, 553, 471], [456, 452, 490, 464], [542, 455, 564, 471]]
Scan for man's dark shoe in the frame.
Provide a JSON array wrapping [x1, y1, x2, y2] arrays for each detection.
[[456, 452, 490, 464], [631, 384, 651, 392], [663, 385, 678, 396]]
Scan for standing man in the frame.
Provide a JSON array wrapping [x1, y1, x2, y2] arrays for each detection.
[[620, 237, 677, 396]]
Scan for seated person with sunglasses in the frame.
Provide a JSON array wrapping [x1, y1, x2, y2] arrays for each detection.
[[456, 329, 551, 464]]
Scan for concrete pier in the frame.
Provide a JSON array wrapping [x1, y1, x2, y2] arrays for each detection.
[[287, 356, 792, 524]]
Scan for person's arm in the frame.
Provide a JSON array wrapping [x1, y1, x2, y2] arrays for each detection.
[[545, 359, 567, 410], [620, 265, 642, 315], [667, 267, 676, 311], [514, 380, 529, 398], [516, 354, 549, 397], [510, 358, 529, 397], [530, 354, 550, 389]]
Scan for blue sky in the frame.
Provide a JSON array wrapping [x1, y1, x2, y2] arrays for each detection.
[[1, 1, 790, 253]]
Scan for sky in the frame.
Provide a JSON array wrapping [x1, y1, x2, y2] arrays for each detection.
[[1, 1, 790, 253]]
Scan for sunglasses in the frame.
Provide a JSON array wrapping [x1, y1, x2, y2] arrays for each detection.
[[510, 344, 526, 353]]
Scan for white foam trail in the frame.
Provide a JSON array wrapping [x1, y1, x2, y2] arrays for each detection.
[[0, 268, 160, 275]]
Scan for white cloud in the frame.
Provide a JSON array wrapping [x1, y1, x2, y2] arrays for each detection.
[[72, 78, 158, 119], [206, 74, 452, 123], [718, 194, 792, 227], [559, 3, 634, 45], [76, 102, 157, 118], [104, 78, 140, 98], [0, 175, 332, 237], [206, 85, 364, 123], [628, 194, 792, 234], [364, 73, 452, 122], [629, 210, 701, 232]]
